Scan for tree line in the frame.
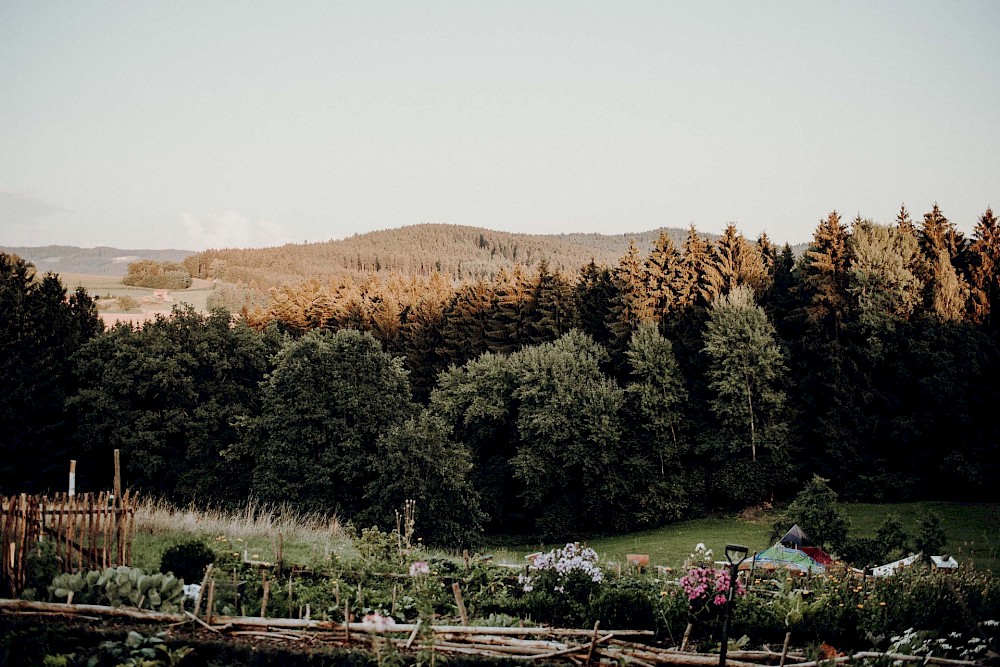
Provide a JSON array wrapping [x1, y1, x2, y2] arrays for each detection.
[[1, 204, 998, 545]]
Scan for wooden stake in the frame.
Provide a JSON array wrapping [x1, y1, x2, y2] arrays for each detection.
[[261, 573, 270, 618], [206, 579, 216, 625], [586, 620, 600, 664], [288, 573, 294, 618], [780, 631, 792, 667], [681, 622, 693, 651], [452, 582, 468, 625], [194, 564, 214, 618], [113, 450, 121, 506], [344, 600, 350, 644], [463, 549, 470, 572]]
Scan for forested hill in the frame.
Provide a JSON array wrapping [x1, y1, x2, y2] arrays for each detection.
[[183, 223, 703, 288], [0, 245, 194, 276]]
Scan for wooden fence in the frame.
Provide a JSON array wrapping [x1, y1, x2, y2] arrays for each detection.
[[1, 490, 138, 596]]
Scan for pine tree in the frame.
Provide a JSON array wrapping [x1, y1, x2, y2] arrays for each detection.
[[710, 223, 768, 296], [607, 241, 655, 351], [531, 261, 576, 343], [965, 207, 1000, 328], [574, 261, 616, 345], [796, 211, 851, 338], [644, 231, 682, 321]]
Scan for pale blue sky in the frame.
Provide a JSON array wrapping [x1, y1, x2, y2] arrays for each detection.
[[1, 1, 997, 250]]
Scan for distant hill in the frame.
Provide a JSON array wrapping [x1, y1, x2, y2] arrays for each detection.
[[183, 223, 705, 288], [0, 245, 195, 276]]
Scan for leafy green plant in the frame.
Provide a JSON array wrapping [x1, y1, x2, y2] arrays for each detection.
[[23, 540, 63, 601], [50, 566, 185, 612], [160, 540, 215, 584]]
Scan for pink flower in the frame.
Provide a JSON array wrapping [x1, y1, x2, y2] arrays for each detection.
[[409, 561, 430, 576], [713, 594, 727, 606]]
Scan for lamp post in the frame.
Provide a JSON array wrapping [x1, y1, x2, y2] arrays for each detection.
[[719, 544, 749, 667]]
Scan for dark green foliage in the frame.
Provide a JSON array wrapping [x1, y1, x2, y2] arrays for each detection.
[[22, 540, 62, 601], [70, 307, 276, 505], [160, 540, 216, 583], [362, 411, 486, 547], [0, 253, 101, 494], [778, 475, 849, 551], [250, 328, 415, 516], [914, 512, 947, 558]]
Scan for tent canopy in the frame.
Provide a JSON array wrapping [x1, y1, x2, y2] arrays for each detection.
[[779, 524, 813, 548], [740, 543, 826, 573]]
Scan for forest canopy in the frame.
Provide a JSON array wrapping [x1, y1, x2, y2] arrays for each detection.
[[2, 205, 998, 545]]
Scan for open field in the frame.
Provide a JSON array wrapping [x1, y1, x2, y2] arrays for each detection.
[[498, 501, 1000, 573], [130, 500, 1000, 574], [59, 273, 216, 318]]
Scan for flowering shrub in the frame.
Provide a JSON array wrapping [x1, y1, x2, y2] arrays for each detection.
[[518, 542, 603, 594], [886, 626, 996, 662], [679, 545, 744, 615]]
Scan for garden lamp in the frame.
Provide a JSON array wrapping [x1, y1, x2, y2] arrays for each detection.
[[719, 544, 749, 667]]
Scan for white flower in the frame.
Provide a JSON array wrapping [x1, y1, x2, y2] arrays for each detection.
[[409, 561, 430, 576], [362, 613, 395, 632]]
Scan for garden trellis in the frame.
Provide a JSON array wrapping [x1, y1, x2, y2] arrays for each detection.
[[0, 490, 138, 596]]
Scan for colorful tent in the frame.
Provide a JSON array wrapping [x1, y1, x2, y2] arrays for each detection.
[[779, 524, 813, 548], [739, 544, 826, 574], [801, 546, 835, 566]]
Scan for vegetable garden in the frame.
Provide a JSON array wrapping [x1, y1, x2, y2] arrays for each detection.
[[2, 514, 998, 667]]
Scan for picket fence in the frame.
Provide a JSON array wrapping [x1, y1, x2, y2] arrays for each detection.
[[0, 491, 138, 596]]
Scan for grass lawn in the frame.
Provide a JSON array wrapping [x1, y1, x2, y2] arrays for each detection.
[[493, 501, 1000, 573]]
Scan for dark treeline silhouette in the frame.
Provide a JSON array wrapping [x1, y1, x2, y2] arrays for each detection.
[[2, 204, 998, 544]]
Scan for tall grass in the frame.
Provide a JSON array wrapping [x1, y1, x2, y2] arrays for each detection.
[[132, 497, 355, 573]]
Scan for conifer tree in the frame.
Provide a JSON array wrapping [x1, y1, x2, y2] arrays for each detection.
[[796, 211, 851, 338], [607, 241, 655, 350], [710, 223, 768, 296], [531, 261, 576, 343], [574, 260, 616, 345], [965, 207, 1000, 328], [644, 231, 682, 321]]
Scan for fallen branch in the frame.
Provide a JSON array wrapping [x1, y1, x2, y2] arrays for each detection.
[[0, 599, 182, 623]]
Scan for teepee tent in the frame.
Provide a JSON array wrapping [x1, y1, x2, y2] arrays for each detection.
[[779, 524, 813, 548], [740, 544, 826, 574]]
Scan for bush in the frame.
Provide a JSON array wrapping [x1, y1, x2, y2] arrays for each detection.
[[160, 540, 216, 583]]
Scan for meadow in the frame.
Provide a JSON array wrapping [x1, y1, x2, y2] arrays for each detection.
[[130, 499, 1000, 575]]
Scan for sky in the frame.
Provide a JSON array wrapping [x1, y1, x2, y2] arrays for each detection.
[[1, 1, 998, 251]]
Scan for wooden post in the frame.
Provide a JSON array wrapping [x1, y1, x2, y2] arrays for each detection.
[[69, 460, 76, 497], [681, 622, 693, 651], [780, 630, 792, 667], [260, 573, 270, 618], [276, 532, 283, 569], [288, 573, 294, 618], [391, 583, 398, 616], [586, 620, 601, 664], [206, 579, 216, 625], [452, 582, 468, 625], [463, 549, 470, 573], [113, 450, 121, 505], [344, 600, 351, 644]]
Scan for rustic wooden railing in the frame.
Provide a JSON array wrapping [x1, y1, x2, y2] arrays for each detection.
[[0, 490, 138, 596]]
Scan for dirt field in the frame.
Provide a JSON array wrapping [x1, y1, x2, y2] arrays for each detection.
[[59, 273, 216, 328]]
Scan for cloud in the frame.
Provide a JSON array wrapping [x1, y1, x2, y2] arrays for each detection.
[[180, 210, 290, 250], [0, 191, 64, 223]]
